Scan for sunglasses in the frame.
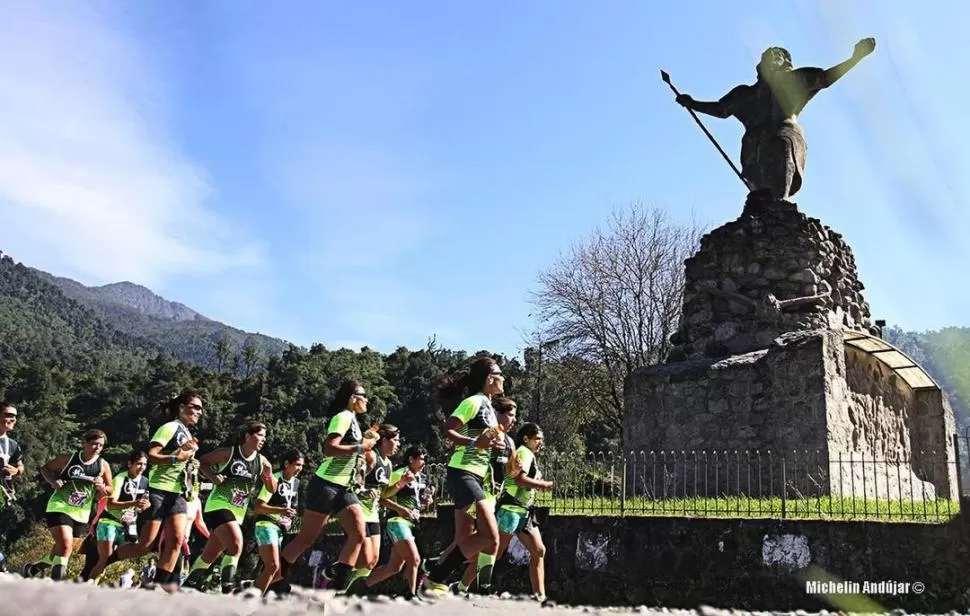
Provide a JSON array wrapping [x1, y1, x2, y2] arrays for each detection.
[[354, 392, 368, 399], [2, 413, 16, 419], [186, 403, 203, 412]]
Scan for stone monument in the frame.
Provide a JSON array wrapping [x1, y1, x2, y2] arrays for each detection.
[[624, 39, 958, 502]]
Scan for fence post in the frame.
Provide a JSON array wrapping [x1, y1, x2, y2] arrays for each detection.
[[621, 452, 627, 517], [781, 456, 788, 520], [953, 434, 966, 519]]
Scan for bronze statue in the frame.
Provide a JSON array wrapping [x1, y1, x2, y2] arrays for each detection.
[[672, 38, 875, 201]]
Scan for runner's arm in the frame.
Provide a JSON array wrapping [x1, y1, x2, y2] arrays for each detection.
[[192, 503, 210, 539], [197, 448, 231, 482], [6, 445, 24, 477], [38, 454, 69, 488], [259, 456, 278, 494], [96, 460, 113, 497]]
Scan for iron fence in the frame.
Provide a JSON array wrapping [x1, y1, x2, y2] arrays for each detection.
[[423, 438, 966, 523]]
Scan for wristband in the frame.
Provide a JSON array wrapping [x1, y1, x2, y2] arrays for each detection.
[[467, 437, 477, 448], [355, 444, 363, 454], [169, 455, 177, 464]]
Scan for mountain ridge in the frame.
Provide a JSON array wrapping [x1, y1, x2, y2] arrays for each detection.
[[32, 269, 296, 370], [34, 272, 207, 322]]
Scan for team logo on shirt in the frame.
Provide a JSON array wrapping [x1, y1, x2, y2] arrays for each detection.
[[68, 490, 88, 507], [230, 487, 249, 508], [67, 465, 86, 479], [375, 466, 389, 484], [349, 419, 362, 441], [481, 404, 497, 427], [175, 430, 189, 446], [278, 481, 293, 498], [230, 460, 253, 479], [124, 479, 141, 500]]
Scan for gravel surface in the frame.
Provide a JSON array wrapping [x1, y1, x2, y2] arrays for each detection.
[[0, 573, 957, 616]]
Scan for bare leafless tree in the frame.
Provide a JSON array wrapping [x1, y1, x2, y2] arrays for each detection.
[[530, 203, 703, 438]]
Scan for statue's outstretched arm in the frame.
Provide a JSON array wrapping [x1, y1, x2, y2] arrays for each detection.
[[802, 38, 876, 91], [677, 85, 746, 119]]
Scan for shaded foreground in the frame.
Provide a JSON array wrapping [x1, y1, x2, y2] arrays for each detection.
[[0, 574, 957, 616]]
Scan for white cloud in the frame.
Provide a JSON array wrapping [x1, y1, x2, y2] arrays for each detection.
[[0, 2, 265, 290]]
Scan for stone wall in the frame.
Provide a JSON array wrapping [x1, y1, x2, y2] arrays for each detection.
[[624, 329, 955, 499], [626, 330, 828, 455], [667, 199, 874, 362], [825, 343, 957, 499], [307, 511, 970, 611]]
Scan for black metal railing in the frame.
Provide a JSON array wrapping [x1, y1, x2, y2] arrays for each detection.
[[423, 439, 964, 523]]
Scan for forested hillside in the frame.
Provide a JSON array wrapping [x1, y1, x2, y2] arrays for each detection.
[[35, 270, 293, 371], [0, 252, 158, 373], [1, 248, 968, 550], [0, 251, 540, 547]]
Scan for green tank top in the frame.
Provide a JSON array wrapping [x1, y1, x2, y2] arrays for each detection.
[[203, 446, 263, 523], [386, 466, 426, 523], [485, 432, 515, 495], [501, 446, 540, 508], [360, 452, 392, 521], [255, 471, 301, 530], [146, 420, 194, 493], [103, 471, 149, 524], [314, 410, 363, 487], [446, 393, 498, 478], [45, 451, 104, 523]]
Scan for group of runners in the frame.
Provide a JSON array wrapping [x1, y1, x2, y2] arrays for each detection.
[[0, 355, 554, 601]]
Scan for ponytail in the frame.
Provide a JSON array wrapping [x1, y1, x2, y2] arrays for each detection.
[[437, 371, 469, 413], [438, 356, 499, 411], [157, 388, 203, 419]]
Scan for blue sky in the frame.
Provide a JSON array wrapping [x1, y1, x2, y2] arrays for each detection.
[[0, 1, 966, 359]]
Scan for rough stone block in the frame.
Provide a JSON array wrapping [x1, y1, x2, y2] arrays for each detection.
[[624, 329, 957, 500]]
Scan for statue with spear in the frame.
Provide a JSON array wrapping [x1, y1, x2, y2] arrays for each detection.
[[662, 38, 876, 202]]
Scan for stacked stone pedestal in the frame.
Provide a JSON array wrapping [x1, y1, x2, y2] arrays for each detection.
[[623, 198, 957, 501], [667, 198, 874, 362]]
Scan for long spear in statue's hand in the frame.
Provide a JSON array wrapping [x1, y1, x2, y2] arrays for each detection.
[[660, 70, 752, 190]]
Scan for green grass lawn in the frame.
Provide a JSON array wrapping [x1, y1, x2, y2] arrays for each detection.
[[425, 495, 960, 523]]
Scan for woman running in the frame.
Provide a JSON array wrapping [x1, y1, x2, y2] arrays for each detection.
[[77, 496, 109, 582], [174, 458, 209, 584], [361, 445, 430, 599], [0, 402, 23, 506], [278, 379, 377, 593], [86, 450, 150, 583], [495, 422, 554, 601], [455, 396, 518, 594], [183, 420, 276, 593], [106, 389, 203, 591], [151, 458, 208, 585], [252, 449, 304, 596], [24, 429, 113, 581], [344, 424, 400, 591], [423, 357, 507, 595]]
